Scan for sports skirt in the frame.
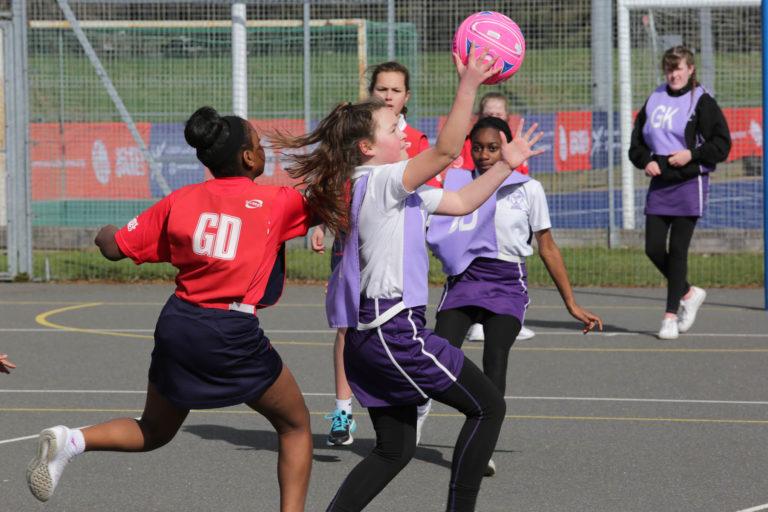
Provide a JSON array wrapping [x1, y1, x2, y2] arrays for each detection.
[[149, 294, 283, 409]]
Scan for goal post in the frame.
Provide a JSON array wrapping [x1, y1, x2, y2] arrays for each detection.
[[617, 0, 760, 230]]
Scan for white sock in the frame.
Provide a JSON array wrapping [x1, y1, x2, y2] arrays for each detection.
[[63, 428, 85, 458], [336, 398, 353, 415]]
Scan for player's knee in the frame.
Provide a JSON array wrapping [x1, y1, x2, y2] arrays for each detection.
[[375, 439, 415, 469], [276, 403, 311, 436], [137, 417, 178, 451]]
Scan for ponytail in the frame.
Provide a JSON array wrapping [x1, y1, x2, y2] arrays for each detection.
[[270, 97, 385, 233]]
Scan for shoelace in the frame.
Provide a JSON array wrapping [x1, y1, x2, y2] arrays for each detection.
[[325, 411, 350, 432]]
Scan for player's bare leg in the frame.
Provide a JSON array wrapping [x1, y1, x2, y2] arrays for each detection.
[[247, 366, 312, 512]]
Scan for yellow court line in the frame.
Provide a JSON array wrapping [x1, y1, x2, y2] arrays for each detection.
[[33, 303, 768, 353], [35, 303, 153, 341], [2, 407, 768, 425]]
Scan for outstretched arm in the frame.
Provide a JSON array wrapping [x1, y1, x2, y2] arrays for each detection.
[[535, 229, 603, 333], [95, 225, 126, 261], [435, 121, 545, 216], [403, 45, 498, 192]]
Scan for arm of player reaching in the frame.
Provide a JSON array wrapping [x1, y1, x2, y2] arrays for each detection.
[[403, 44, 498, 192], [435, 120, 544, 216], [95, 225, 126, 261], [535, 229, 603, 334]]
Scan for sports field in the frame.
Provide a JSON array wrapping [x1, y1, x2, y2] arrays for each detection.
[[1, 283, 767, 512]]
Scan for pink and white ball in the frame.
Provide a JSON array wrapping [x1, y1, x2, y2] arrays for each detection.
[[452, 11, 526, 84]]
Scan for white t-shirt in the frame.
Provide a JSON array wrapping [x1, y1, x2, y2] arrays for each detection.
[[353, 160, 444, 299], [493, 178, 552, 259]]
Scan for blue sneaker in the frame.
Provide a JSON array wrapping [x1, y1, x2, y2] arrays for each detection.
[[325, 409, 357, 446]]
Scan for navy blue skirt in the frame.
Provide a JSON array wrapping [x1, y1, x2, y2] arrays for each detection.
[[149, 295, 283, 410]]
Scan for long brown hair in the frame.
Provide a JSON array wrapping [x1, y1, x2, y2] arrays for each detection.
[[662, 45, 698, 109], [368, 61, 411, 115], [270, 97, 386, 233]]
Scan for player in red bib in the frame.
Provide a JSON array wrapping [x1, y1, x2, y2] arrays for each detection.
[[26, 107, 313, 511]]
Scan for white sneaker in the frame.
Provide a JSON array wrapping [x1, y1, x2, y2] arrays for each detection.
[[484, 458, 497, 477], [26, 426, 77, 502], [678, 286, 706, 333], [415, 399, 432, 446], [658, 317, 679, 340], [466, 324, 484, 342], [517, 326, 535, 341]]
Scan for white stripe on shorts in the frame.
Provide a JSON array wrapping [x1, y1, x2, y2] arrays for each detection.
[[374, 298, 429, 400], [406, 308, 457, 382]]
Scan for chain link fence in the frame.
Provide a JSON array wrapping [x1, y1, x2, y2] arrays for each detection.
[[3, 0, 762, 287]]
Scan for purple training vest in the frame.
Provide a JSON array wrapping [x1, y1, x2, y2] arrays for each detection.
[[326, 169, 431, 328], [642, 84, 712, 217], [427, 168, 529, 276]]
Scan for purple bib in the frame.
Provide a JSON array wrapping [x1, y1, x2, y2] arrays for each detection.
[[427, 168, 529, 276], [641, 85, 712, 217], [326, 172, 430, 328]]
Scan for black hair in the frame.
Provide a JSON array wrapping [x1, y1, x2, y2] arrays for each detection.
[[469, 116, 513, 143], [184, 106, 253, 177]]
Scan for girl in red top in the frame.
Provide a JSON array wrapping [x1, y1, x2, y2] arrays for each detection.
[[26, 107, 313, 511], [311, 61, 433, 447]]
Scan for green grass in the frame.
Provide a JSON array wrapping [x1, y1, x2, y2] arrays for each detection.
[[30, 46, 761, 122], [3, 247, 762, 287]]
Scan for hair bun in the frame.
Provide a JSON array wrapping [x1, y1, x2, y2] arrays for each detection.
[[184, 106, 225, 150]]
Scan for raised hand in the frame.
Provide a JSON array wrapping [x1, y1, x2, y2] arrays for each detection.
[[453, 42, 499, 86], [499, 119, 546, 170]]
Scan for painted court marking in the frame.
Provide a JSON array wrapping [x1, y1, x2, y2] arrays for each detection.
[[735, 503, 768, 512], [17, 303, 768, 352], [3, 407, 768, 449], [4, 389, 768, 406]]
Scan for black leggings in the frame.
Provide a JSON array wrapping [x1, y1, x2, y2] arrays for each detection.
[[326, 359, 506, 512], [645, 214, 698, 313], [434, 306, 522, 396]]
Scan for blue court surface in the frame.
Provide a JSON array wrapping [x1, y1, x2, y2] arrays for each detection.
[[548, 179, 762, 230], [1, 283, 767, 512]]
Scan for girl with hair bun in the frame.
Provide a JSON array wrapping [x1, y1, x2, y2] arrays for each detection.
[[26, 107, 314, 511]]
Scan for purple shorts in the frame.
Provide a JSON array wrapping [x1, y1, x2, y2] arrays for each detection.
[[344, 297, 465, 408], [438, 257, 529, 323]]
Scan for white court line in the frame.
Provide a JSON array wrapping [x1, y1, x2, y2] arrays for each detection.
[[3, 327, 768, 338], [4, 389, 768, 406], [0, 424, 91, 446], [735, 503, 768, 512]]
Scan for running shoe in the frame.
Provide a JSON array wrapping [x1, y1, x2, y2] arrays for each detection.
[[415, 399, 432, 446], [484, 458, 497, 477], [678, 286, 706, 333], [517, 326, 536, 341], [27, 426, 75, 502], [325, 409, 357, 446], [466, 324, 484, 342], [658, 317, 679, 340]]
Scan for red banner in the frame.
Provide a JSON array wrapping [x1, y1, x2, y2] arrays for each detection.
[[31, 123, 152, 200], [554, 111, 592, 172], [722, 107, 762, 161]]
